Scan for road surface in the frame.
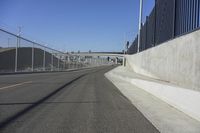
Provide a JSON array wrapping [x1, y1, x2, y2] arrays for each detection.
[[0, 66, 159, 133]]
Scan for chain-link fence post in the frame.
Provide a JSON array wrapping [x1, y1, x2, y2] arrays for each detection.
[[64, 54, 66, 70], [31, 43, 34, 72], [15, 36, 19, 72], [57, 55, 60, 71], [43, 48, 46, 71], [78, 56, 80, 68], [51, 52, 53, 71], [68, 55, 70, 69]]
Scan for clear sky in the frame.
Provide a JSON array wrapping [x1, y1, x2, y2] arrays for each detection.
[[0, 0, 154, 52]]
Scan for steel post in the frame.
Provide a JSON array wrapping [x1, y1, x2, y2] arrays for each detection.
[[138, 0, 143, 52], [43, 48, 46, 71], [31, 43, 34, 72]]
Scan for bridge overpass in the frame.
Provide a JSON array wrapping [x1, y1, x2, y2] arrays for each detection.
[[70, 52, 124, 57]]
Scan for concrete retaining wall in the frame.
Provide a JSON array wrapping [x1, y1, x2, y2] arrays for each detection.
[[126, 29, 200, 91]]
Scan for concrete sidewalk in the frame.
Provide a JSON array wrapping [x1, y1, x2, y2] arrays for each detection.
[[105, 66, 200, 133]]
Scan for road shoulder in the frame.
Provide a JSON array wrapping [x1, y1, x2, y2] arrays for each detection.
[[105, 66, 200, 133]]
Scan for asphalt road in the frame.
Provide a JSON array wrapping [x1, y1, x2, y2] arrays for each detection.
[[0, 66, 159, 133]]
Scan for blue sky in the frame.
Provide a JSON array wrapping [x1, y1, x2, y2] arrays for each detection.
[[0, 0, 154, 52]]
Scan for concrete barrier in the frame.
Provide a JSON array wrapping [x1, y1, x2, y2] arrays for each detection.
[[126, 29, 200, 92], [105, 67, 200, 132]]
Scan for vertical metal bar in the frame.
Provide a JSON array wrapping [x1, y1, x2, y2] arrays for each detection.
[[196, 0, 199, 28], [193, 0, 195, 29], [183, 0, 186, 33], [179, 0, 183, 34], [186, 0, 189, 32], [176, 0, 180, 34], [184, 0, 187, 32], [187, 0, 190, 31], [196, 0, 198, 28], [183, 0, 186, 32], [154, 0, 157, 46], [51, 53, 53, 71], [141, 25, 143, 51], [18, 32, 21, 48], [68, 56, 70, 69], [31, 43, 34, 72], [78, 56, 80, 68], [197, 0, 200, 27], [194, 0, 197, 28], [180, 0, 183, 34], [180, 0, 182, 34], [64, 54, 66, 70], [157, 0, 161, 44], [15, 36, 18, 72], [185, 0, 188, 32], [188, 0, 191, 31], [172, 0, 176, 37], [191, 0, 194, 30], [43, 48, 46, 71], [58, 55, 60, 71], [145, 16, 148, 48], [192, 0, 195, 30]]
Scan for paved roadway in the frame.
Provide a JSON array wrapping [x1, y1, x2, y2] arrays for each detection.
[[0, 66, 159, 133]]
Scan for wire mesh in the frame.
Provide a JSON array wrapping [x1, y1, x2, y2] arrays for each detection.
[[0, 28, 112, 73]]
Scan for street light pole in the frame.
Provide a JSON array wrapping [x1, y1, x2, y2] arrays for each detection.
[[18, 26, 22, 47], [137, 0, 143, 52], [14, 26, 22, 72]]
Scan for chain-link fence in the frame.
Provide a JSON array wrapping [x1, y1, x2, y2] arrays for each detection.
[[0, 28, 112, 73]]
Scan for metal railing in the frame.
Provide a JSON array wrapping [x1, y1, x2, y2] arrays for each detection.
[[0, 28, 112, 73], [128, 0, 200, 54]]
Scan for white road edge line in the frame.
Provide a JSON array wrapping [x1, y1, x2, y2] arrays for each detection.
[[0, 81, 33, 90]]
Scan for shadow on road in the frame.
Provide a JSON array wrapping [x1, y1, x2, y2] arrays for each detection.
[[0, 74, 86, 129]]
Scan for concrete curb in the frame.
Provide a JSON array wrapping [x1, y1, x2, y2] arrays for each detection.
[[105, 67, 200, 133], [107, 66, 200, 122]]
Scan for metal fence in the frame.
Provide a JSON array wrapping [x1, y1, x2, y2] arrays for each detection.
[[0, 28, 112, 73], [128, 0, 200, 54]]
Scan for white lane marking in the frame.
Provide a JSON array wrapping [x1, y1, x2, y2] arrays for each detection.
[[0, 81, 33, 90]]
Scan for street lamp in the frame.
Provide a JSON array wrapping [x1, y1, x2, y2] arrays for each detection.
[[138, 0, 143, 52]]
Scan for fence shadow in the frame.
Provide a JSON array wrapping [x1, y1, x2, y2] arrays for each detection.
[[0, 74, 86, 129]]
